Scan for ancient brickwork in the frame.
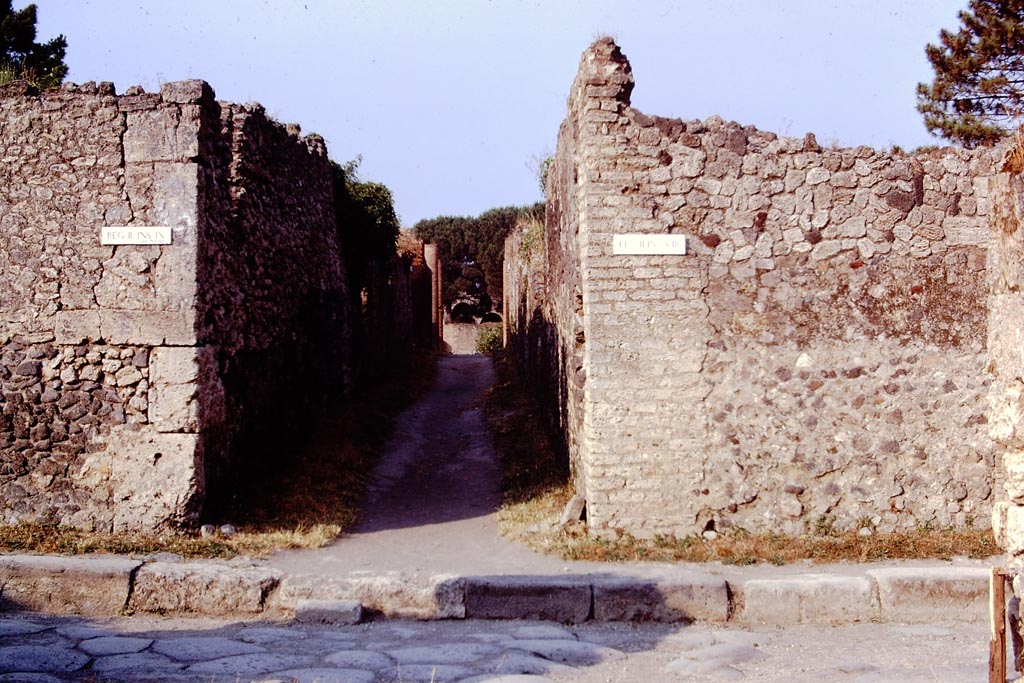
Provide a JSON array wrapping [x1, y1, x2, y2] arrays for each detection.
[[0, 79, 351, 532], [506, 39, 1000, 537]]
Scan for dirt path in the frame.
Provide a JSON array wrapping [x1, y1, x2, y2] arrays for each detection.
[[265, 354, 580, 578]]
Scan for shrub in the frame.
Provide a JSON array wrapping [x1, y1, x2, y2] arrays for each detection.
[[476, 323, 503, 355]]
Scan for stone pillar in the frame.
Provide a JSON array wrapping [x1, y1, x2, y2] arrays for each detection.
[[424, 243, 442, 350], [990, 147, 1024, 669], [991, 159, 1024, 562]]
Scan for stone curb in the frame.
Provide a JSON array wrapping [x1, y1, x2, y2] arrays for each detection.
[[0, 555, 141, 615], [0, 554, 993, 625]]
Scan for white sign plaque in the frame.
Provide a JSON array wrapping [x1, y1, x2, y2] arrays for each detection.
[[101, 226, 172, 245], [612, 233, 687, 255]]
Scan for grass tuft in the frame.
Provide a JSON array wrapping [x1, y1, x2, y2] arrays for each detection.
[[483, 352, 569, 506]]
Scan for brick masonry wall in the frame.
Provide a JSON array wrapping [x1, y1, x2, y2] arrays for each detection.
[[0, 79, 353, 532], [507, 39, 1001, 537]]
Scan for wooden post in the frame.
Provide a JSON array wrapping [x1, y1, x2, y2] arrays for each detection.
[[992, 567, 1008, 683]]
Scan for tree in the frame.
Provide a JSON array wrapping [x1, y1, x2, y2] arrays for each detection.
[[0, 1, 67, 89], [413, 202, 544, 315], [917, 0, 1024, 147], [332, 158, 401, 297]]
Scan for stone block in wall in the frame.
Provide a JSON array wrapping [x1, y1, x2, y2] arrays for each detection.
[[149, 345, 223, 433], [943, 215, 988, 246], [994, 502, 1024, 556], [989, 297, 1024, 451], [1006, 451, 1024, 506], [55, 310, 102, 344], [55, 310, 196, 346], [159, 79, 215, 105], [124, 106, 200, 164], [74, 426, 202, 531], [93, 245, 162, 310], [989, 173, 1024, 295], [105, 310, 195, 346]]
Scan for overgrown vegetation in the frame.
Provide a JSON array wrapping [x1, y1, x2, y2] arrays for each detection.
[[331, 157, 407, 384], [484, 351, 569, 506], [486, 351, 999, 565], [0, 1, 67, 90], [475, 322, 503, 356], [333, 156, 401, 303], [413, 203, 544, 318], [0, 350, 438, 559]]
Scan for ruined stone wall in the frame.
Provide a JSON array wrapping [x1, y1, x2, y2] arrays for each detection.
[[505, 123, 591, 489], [0, 79, 349, 532], [194, 99, 349, 501], [990, 149, 1024, 566], [507, 39, 1000, 538]]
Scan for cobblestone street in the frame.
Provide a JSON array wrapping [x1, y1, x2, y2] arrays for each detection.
[[0, 612, 995, 682]]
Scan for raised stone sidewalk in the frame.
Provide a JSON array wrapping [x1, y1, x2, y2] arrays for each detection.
[[0, 553, 993, 626]]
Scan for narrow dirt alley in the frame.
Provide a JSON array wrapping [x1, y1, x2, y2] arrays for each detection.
[[264, 354, 578, 578]]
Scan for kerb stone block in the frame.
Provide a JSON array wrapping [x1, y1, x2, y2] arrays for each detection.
[[294, 599, 362, 625], [0, 555, 141, 614], [591, 575, 729, 623], [276, 574, 465, 620], [464, 576, 591, 623], [868, 567, 989, 622], [740, 575, 878, 625], [128, 562, 280, 615]]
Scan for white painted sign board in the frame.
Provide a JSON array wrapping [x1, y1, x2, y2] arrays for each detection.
[[612, 234, 686, 255], [101, 226, 172, 245]]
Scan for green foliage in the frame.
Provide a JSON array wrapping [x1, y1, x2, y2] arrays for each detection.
[[332, 157, 400, 295], [529, 153, 554, 197], [537, 156, 553, 197], [0, 1, 67, 90], [475, 322, 503, 355], [413, 202, 544, 314], [917, 0, 1024, 147], [518, 216, 545, 264]]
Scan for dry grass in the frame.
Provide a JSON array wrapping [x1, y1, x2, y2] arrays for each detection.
[[486, 352, 1000, 566], [483, 353, 569, 507], [499, 480, 998, 566], [0, 351, 438, 559]]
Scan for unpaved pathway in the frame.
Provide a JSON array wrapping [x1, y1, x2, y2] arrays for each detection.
[[266, 354, 583, 578]]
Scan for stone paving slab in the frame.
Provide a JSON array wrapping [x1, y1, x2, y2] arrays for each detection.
[[0, 612, 998, 683]]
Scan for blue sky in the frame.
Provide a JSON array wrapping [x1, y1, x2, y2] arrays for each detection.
[[31, 1, 967, 226]]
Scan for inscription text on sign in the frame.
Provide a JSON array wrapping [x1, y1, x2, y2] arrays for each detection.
[[101, 227, 172, 245], [612, 233, 687, 255]]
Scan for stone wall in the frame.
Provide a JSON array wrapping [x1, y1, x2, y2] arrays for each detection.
[[506, 39, 1000, 538], [990, 146, 1024, 567], [0, 79, 351, 532]]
